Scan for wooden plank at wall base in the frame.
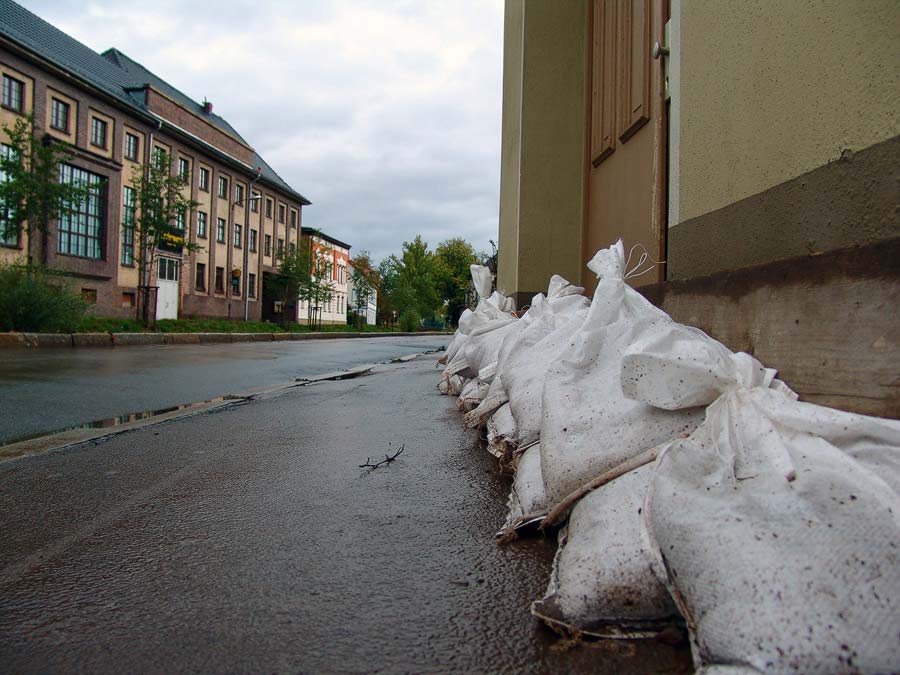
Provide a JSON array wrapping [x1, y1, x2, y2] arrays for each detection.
[[639, 238, 900, 419]]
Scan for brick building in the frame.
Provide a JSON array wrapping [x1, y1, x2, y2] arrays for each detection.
[[0, 0, 310, 321]]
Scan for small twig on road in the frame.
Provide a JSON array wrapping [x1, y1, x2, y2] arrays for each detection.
[[359, 444, 405, 469]]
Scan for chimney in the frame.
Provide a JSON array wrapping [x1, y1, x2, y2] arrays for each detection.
[[202, 98, 213, 115]]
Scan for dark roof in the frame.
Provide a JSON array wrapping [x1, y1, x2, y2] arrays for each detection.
[[100, 48, 249, 146], [254, 151, 310, 205], [0, 0, 145, 111], [301, 227, 352, 251], [0, 0, 309, 205]]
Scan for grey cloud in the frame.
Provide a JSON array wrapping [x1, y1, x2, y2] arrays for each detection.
[[21, 0, 502, 262]]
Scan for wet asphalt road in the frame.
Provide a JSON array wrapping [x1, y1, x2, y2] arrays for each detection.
[[0, 336, 448, 444], [0, 356, 690, 673]]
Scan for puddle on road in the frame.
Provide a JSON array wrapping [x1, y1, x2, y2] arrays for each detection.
[[1, 347, 446, 456], [0, 395, 244, 449]]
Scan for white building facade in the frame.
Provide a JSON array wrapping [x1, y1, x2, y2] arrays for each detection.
[[296, 228, 351, 326], [348, 269, 377, 326]]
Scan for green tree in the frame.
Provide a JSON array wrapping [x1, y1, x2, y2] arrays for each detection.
[[434, 237, 477, 326], [0, 114, 95, 269], [391, 235, 442, 320], [376, 254, 400, 327], [267, 235, 334, 329], [126, 151, 200, 324], [376, 236, 450, 328]]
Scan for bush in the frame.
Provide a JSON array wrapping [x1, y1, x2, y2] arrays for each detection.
[[399, 309, 421, 332], [0, 263, 87, 332]]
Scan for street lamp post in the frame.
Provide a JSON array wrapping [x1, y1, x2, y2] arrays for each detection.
[[235, 166, 262, 322]]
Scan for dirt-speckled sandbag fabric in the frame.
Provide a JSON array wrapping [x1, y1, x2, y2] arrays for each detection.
[[442, 265, 515, 381], [487, 403, 517, 457], [643, 387, 900, 673], [459, 276, 584, 425], [532, 462, 679, 637], [464, 376, 509, 428], [539, 241, 704, 507], [440, 318, 471, 368], [457, 378, 489, 412], [502, 443, 547, 529], [498, 284, 590, 447], [496, 276, 585, 373]]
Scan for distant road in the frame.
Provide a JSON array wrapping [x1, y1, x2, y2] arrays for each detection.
[[0, 335, 448, 444]]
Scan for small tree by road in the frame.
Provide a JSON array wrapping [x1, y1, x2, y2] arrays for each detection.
[[434, 237, 477, 326], [125, 151, 200, 325], [348, 250, 378, 328], [0, 114, 95, 270], [266, 241, 334, 329]]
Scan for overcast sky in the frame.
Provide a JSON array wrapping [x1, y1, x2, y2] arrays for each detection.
[[22, 0, 504, 263]]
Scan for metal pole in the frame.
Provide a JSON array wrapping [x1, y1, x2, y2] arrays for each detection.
[[243, 167, 262, 322]]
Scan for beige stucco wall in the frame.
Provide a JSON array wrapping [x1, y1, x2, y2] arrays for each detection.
[[676, 0, 900, 225], [496, 0, 523, 297], [497, 0, 588, 304]]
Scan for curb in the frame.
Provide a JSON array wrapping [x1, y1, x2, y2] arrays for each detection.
[[0, 331, 449, 348]]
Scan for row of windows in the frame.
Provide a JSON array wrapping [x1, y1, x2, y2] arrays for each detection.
[[3, 160, 291, 264], [0, 87, 300, 264], [190, 208, 276, 256], [298, 293, 346, 315], [0, 76, 293, 228]]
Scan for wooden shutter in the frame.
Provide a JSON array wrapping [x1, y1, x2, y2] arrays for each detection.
[[617, 0, 651, 142], [591, 0, 618, 166]]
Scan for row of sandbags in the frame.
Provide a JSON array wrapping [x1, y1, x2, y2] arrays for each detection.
[[437, 240, 900, 673]]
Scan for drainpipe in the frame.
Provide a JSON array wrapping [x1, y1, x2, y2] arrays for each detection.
[[243, 166, 262, 321]]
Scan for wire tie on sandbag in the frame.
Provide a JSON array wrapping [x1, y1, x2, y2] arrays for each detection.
[[623, 242, 666, 280]]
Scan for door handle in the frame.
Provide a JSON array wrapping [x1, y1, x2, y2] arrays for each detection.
[[652, 41, 669, 59]]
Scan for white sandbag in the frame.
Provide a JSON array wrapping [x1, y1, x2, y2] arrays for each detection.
[[496, 276, 585, 368], [502, 443, 548, 530], [470, 264, 492, 300], [621, 322, 793, 410], [447, 375, 466, 397], [532, 462, 679, 638], [487, 403, 517, 459], [441, 320, 471, 367], [457, 378, 489, 412], [643, 387, 900, 673], [438, 374, 467, 397], [444, 292, 516, 380], [539, 240, 705, 507], [465, 277, 586, 430], [442, 267, 514, 380], [443, 349, 477, 380], [501, 301, 589, 446], [464, 376, 509, 429], [460, 317, 519, 380]]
